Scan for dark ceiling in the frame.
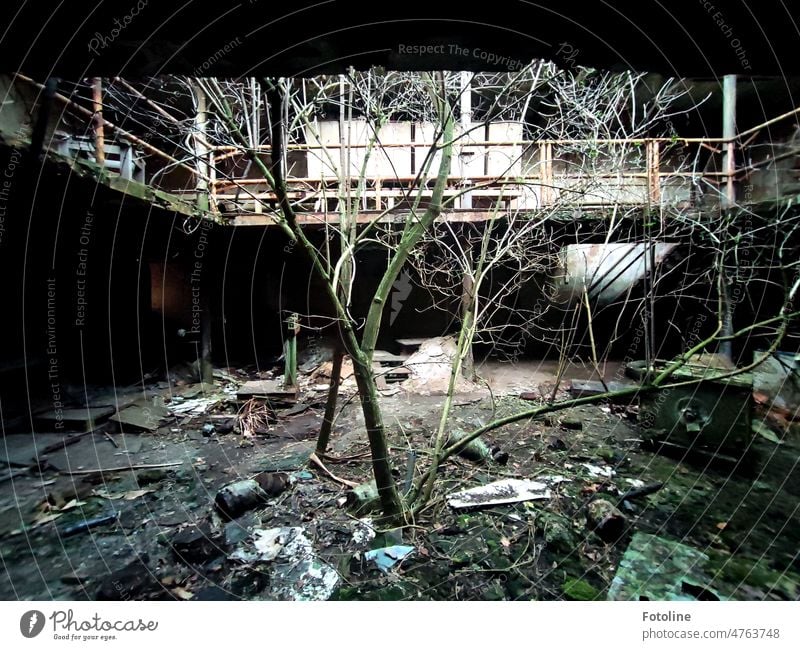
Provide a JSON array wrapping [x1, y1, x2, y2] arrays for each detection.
[[1, 1, 799, 79]]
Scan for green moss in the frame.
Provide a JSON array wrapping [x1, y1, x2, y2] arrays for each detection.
[[537, 511, 577, 553], [562, 577, 601, 600], [597, 447, 616, 462], [706, 551, 800, 599]]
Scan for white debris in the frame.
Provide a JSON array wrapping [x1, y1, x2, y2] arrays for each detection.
[[447, 478, 552, 509], [582, 463, 616, 478], [229, 527, 339, 601], [624, 478, 645, 488], [351, 518, 377, 546], [402, 337, 479, 394]]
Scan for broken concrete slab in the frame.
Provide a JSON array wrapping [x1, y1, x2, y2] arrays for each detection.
[[35, 406, 114, 433], [237, 380, 297, 402], [0, 433, 81, 467], [110, 402, 170, 432]]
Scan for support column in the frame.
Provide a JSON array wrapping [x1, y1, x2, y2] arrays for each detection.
[[193, 82, 210, 212], [92, 77, 105, 167], [284, 312, 299, 388], [722, 74, 737, 208], [461, 249, 475, 381], [460, 71, 473, 210], [720, 74, 737, 359]]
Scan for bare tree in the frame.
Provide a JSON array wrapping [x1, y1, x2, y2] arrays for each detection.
[[101, 67, 799, 523]]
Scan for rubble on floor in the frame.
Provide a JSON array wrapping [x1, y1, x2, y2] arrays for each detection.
[[2, 357, 799, 602], [402, 336, 480, 395]]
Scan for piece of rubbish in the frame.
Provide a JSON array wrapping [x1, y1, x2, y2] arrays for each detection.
[[94, 488, 155, 501], [582, 463, 616, 478], [446, 478, 552, 509], [608, 532, 721, 601], [170, 523, 225, 563], [447, 429, 492, 463], [351, 519, 377, 546], [202, 423, 215, 436], [491, 446, 509, 466], [617, 481, 664, 505], [230, 526, 339, 600], [215, 472, 290, 519], [207, 415, 236, 434], [345, 480, 381, 516], [585, 498, 627, 542], [364, 545, 415, 573], [230, 528, 286, 563], [58, 511, 118, 537], [568, 379, 632, 398]]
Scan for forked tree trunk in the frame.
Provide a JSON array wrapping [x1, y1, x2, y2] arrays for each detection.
[[350, 353, 403, 520]]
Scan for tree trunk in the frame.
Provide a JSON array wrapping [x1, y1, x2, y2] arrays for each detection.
[[461, 269, 475, 381], [316, 347, 344, 455], [350, 353, 404, 520], [200, 302, 213, 385]]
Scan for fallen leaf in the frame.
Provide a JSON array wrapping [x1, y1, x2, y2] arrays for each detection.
[[122, 489, 155, 501], [716, 522, 728, 530], [170, 587, 193, 600], [59, 499, 87, 511]]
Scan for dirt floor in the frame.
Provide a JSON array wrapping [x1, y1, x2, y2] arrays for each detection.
[[1, 358, 798, 601]]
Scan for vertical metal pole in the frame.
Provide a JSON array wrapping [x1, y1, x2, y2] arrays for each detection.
[[193, 83, 210, 211], [460, 71, 473, 209], [720, 74, 737, 359], [284, 312, 299, 389], [92, 77, 105, 166], [722, 74, 737, 208]]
